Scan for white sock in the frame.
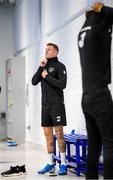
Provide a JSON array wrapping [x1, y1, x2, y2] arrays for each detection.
[[13, 164, 24, 167], [18, 164, 24, 166], [48, 153, 54, 165], [60, 152, 66, 165]]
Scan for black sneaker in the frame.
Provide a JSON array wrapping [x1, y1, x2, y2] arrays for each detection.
[[1, 165, 26, 177]]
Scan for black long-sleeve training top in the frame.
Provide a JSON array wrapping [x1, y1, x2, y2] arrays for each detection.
[[32, 57, 67, 105], [78, 6, 113, 93]]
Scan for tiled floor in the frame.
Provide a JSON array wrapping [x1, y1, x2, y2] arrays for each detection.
[[0, 142, 85, 180]]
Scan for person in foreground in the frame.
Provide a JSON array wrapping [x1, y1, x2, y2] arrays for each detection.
[[78, 2, 113, 179]]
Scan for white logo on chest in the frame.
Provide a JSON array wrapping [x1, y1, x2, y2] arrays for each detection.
[[48, 67, 54, 72]]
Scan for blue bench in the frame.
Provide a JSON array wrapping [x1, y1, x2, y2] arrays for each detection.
[[54, 130, 88, 176]]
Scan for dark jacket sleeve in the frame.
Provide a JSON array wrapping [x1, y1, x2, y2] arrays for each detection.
[[93, 6, 113, 33], [45, 64, 67, 89], [32, 66, 44, 85]]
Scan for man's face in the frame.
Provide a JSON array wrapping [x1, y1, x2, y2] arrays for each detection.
[[45, 45, 58, 59]]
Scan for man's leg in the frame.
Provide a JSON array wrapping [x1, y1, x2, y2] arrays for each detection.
[[101, 109, 113, 179], [93, 89, 113, 179], [54, 126, 66, 153], [43, 127, 54, 154], [54, 126, 67, 175], [95, 101, 113, 178], [37, 127, 55, 174], [84, 112, 102, 179]]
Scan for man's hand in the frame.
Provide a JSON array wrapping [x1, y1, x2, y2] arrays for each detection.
[[92, 2, 104, 12], [40, 58, 48, 67], [41, 69, 48, 78]]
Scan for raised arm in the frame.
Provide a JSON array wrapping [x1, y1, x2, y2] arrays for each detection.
[[32, 58, 48, 85], [92, 3, 113, 33]]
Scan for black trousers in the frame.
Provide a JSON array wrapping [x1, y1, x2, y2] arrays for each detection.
[[82, 87, 113, 179]]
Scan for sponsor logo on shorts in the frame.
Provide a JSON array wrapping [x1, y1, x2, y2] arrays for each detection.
[[57, 116, 61, 122]]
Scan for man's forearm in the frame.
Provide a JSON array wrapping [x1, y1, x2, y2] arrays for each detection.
[[45, 75, 66, 89], [32, 66, 44, 85]]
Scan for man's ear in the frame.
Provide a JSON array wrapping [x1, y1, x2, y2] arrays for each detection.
[[55, 50, 58, 56]]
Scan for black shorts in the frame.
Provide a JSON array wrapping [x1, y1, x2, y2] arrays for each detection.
[[41, 103, 67, 127]]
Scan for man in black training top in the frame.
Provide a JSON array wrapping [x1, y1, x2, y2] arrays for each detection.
[[32, 43, 67, 175], [78, 2, 113, 179]]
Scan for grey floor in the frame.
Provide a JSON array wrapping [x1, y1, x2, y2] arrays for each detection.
[[0, 142, 85, 180]]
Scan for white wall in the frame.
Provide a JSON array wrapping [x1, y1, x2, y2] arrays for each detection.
[[0, 9, 14, 112], [21, 46, 45, 145], [13, 0, 46, 145], [14, 0, 41, 52]]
